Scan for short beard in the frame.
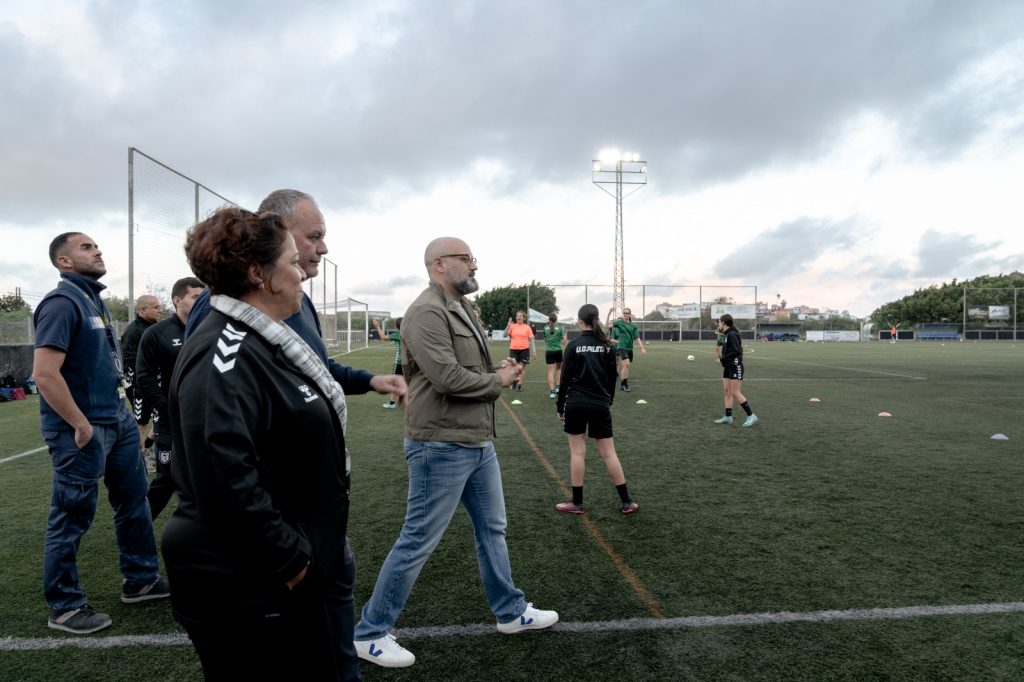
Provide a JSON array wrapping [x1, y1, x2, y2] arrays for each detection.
[[454, 276, 479, 295]]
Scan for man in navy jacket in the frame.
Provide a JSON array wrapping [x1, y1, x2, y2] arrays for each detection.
[[33, 232, 169, 635]]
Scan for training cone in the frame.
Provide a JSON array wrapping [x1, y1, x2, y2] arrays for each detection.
[[636, 399, 647, 404], [809, 397, 821, 402], [878, 412, 892, 417], [991, 433, 1009, 441], [510, 399, 522, 405]]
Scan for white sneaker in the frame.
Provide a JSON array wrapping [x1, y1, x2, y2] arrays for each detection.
[[496, 603, 559, 634], [354, 633, 415, 668]]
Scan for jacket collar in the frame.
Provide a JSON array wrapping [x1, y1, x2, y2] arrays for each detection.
[[61, 271, 106, 297]]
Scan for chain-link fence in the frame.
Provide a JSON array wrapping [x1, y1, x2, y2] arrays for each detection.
[[128, 148, 238, 306], [0, 317, 34, 345], [129, 149, 353, 347], [549, 283, 759, 341]]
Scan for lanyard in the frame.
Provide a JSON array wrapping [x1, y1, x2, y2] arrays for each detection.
[[60, 279, 124, 379]]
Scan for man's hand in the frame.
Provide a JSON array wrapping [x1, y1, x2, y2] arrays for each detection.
[[369, 375, 408, 405], [74, 422, 95, 449], [495, 361, 521, 388], [286, 564, 308, 590]]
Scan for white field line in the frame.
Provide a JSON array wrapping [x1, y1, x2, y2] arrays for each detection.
[[753, 357, 927, 381], [0, 446, 46, 464], [3, 601, 1023, 651]]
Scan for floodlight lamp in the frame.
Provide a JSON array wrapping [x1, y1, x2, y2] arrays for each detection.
[[598, 148, 620, 163], [641, 164, 647, 173], [592, 162, 601, 172], [632, 153, 640, 162]]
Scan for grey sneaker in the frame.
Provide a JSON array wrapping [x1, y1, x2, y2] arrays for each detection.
[[354, 633, 415, 668], [48, 605, 112, 634], [713, 416, 734, 425], [121, 576, 170, 604], [497, 603, 559, 634]]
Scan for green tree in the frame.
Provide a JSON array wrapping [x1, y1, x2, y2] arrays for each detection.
[[104, 295, 131, 322], [870, 272, 1024, 329], [475, 281, 557, 329], [0, 293, 29, 313]]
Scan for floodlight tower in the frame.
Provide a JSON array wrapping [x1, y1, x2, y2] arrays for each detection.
[[592, 151, 647, 319]]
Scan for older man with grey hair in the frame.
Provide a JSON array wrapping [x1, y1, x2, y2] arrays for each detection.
[[185, 189, 405, 680]]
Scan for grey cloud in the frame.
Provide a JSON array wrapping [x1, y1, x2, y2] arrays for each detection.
[[714, 216, 862, 281], [3, 1, 1024, 223], [914, 230, 997, 277]]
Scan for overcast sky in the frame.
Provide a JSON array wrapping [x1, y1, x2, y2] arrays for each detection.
[[2, 0, 1023, 319]]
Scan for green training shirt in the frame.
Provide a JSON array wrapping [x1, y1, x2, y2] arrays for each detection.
[[611, 319, 639, 351], [543, 324, 565, 351]]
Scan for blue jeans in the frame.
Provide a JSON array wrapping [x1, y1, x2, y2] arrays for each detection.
[[43, 408, 159, 612], [354, 440, 526, 639]]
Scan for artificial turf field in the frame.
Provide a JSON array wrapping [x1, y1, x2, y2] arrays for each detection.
[[1, 339, 1022, 680]]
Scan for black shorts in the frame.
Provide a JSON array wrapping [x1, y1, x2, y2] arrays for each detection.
[[563, 402, 613, 439], [617, 348, 634, 362], [722, 358, 744, 380], [545, 350, 563, 365], [510, 348, 530, 364]]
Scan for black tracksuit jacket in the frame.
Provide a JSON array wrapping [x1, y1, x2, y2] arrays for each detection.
[[556, 330, 618, 414], [162, 310, 350, 628]]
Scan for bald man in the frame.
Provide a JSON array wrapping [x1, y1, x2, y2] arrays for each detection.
[[121, 294, 162, 442], [353, 237, 558, 669]]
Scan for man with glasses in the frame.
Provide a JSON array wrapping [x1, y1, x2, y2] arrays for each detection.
[[609, 308, 646, 392], [121, 294, 161, 446], [353, 237, 558, 669], [33, 233, 168, 635]]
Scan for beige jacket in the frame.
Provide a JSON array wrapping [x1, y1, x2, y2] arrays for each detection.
[[402, 281, 503, 442]]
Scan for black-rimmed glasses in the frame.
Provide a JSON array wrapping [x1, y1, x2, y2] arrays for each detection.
[[437, 253, 477, 265]]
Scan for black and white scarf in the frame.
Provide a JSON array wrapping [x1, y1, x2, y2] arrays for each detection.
[[210, 294, 350, 472]]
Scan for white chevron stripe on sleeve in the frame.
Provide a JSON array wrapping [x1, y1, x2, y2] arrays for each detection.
[[213, 356, 236, 373]]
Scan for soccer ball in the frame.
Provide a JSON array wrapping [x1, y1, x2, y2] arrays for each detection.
[[687, 354, 695, 362]]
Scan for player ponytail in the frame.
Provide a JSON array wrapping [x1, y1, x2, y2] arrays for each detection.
[[578, 304, 610, 346], [547, 312, 556, 334]]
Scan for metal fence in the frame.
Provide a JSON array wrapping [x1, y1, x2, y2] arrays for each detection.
[[128, 147, 238, 307], [0, 317, 34, 345], [129, 148, 356, 347], [548, 283, 759, 341]]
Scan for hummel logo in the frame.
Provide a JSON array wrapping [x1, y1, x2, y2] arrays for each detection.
[[171, 337, 182, 347], [213, 324, 247, 374], [298, 384, 318, 403]]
